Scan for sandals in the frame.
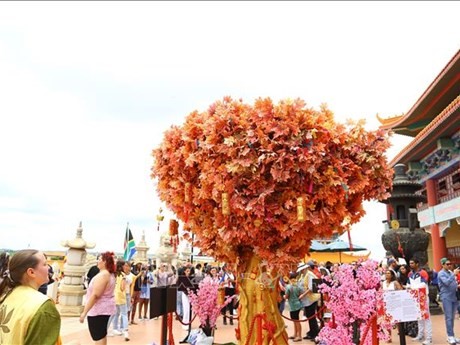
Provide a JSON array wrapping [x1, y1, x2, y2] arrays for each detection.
[[288, 336, 295, 340], [293, 338, 302, 342]]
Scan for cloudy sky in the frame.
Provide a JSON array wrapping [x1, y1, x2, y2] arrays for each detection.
[[0, 2, 458, 259]]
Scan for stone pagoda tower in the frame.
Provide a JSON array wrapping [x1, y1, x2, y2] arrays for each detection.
[[381, 163, 443, 314], [381, 164, 429, 265], [58, 222, 95, 316], [134, 230, 150, 264]]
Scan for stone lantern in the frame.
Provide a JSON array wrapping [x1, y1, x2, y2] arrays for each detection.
[[135, 230, 150, 264], [58, 222, 95, 316]]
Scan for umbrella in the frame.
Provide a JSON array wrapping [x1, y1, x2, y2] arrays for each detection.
[[309, 240, 329, 252], [323, 239, 367, 263], [306, 251, 370, 264], [325, 239, 367, 252]]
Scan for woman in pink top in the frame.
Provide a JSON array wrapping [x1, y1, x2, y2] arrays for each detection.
[[79, 251, 116, 344]]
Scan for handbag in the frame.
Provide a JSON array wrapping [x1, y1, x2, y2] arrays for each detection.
[[307, 291, 321, 303]]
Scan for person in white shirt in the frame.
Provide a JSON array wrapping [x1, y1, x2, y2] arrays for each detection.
[[156, 263, 174, 287], [123, 262, 135, 323], [407, 257, 432, 345], [382, 269, 402, 291]]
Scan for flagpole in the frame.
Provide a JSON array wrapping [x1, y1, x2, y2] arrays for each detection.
[[125, 222, 129, 261]]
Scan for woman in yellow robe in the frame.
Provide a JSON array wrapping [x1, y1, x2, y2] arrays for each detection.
[[0, 249, 61, 345]]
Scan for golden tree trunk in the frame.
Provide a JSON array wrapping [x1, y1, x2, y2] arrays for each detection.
[[236, 253, 288, 345]]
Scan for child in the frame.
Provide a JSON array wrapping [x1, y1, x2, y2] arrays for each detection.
[[285, 272, 304, 342]]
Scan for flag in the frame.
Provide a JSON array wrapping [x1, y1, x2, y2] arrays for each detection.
[[123, 224, 137, 262]]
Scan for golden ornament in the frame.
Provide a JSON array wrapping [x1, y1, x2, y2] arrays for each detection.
[[222, 192, 230, 215], [297, 196, 306, 222]]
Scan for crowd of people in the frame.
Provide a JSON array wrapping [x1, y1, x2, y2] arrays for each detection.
[[278, 256, 460, 345], [281, 260, 334, 344], [1, 249, 460, 345], [377, 256, 460, 345], [80, 254, 238, 344], [0, 249, 238, 345]]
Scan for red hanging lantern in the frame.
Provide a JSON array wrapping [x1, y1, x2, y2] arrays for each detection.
[[307, 180, 314, 194], [169, 219, 179, 253]]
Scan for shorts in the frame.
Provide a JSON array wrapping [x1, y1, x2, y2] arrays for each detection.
[[140, 285, 150, 299], [132, 290, 140, 304], [290, 309, 300, 320], [87, 315, 110, 341]]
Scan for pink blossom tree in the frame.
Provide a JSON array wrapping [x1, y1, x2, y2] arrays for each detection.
[[318, 260, 391, 345]]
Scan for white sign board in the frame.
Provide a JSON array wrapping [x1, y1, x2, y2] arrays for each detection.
[[382, 289, 425, 323]]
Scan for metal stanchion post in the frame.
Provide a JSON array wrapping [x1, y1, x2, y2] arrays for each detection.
[[398, 322, 406, 345]]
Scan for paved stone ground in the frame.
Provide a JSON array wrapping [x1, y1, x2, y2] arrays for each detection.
[[60, 311, 456, 345]]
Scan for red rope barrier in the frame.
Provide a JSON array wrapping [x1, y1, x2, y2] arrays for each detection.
[[222, 312, 240, 320], [173, 311, 198, 326], [280, 305, 326, 322]]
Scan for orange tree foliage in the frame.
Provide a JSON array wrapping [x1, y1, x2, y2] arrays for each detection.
[[151, 97, 393, 268]]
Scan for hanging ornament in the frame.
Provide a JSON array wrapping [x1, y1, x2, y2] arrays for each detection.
[[156, 208, 164, 231], [341, 215, 351, 226], [169, 219, 179, 236], [297, 196, 306, 222], [169, 219, 179, 253], [341, 183, 349, 200], [184, 183, 191, 223], [346, 228, 354, 251], [254, 219, 262, 227], [184, 183, 191, 203], [396, 233, 405, 257], [222, 192, 230, 215], [307, 180, 314, 194], [249, 266, 258, 280]]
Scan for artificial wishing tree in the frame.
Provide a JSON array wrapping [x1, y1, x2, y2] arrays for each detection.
[[151, 97, 393, 345]]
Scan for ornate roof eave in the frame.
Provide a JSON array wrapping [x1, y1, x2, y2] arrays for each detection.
[[390, 95, 460, 166], [376, 113, 405, 127], [386, 194, 427, 201], [378, 49, 460, 136], [392, 180, 424, 187]]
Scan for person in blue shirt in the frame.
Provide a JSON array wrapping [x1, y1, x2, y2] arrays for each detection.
[[438, 258, 460, 345]]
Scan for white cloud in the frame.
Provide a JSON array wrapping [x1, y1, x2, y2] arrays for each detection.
[[0, 2, 458, 259]]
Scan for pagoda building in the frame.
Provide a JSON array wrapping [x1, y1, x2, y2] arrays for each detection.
[[378, 49, 460, 271]]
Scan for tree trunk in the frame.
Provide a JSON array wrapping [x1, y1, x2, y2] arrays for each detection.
[[237, 253, 288, 345]]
